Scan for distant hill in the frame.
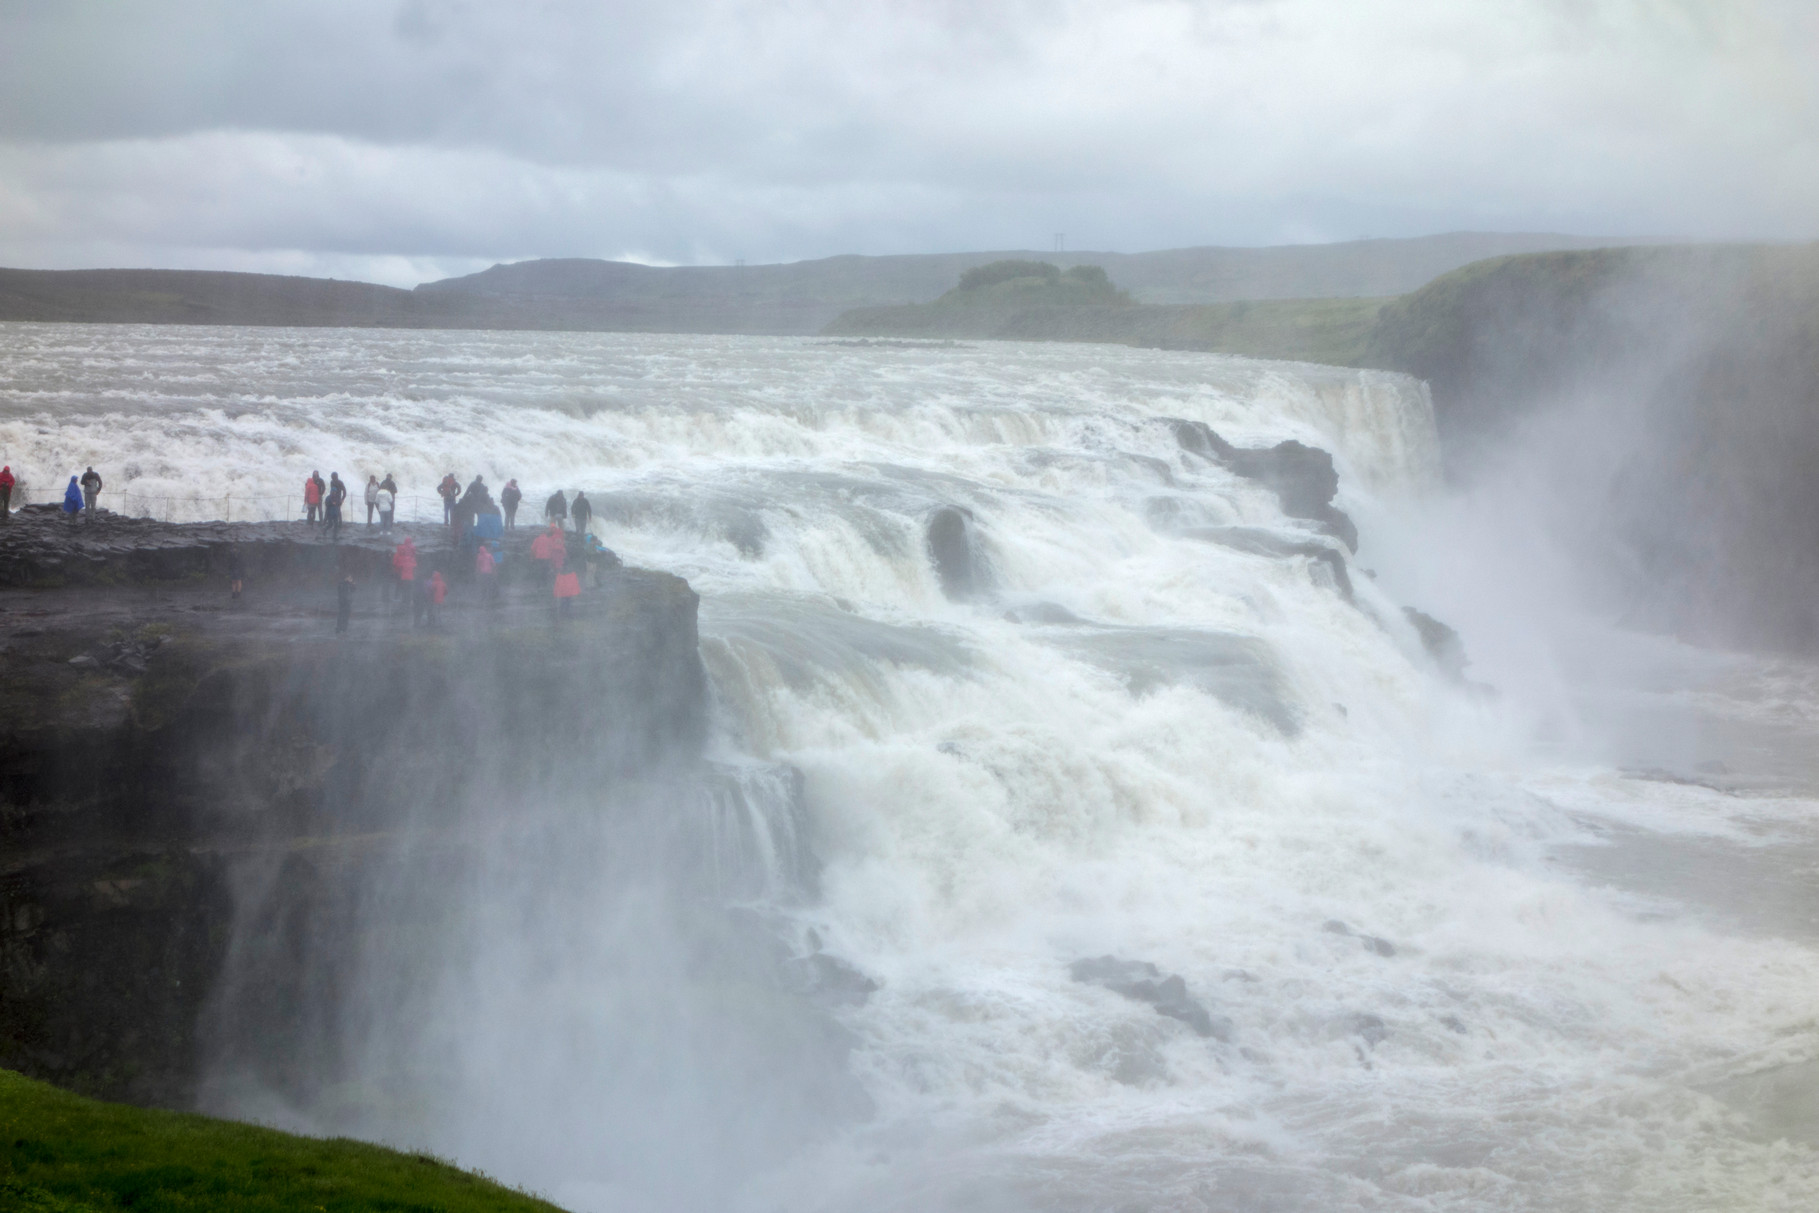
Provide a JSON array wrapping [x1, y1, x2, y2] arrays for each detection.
[[0, 268, 438, 327], [2, 233, 1658, 334], [825, 258, 1390, 364], [416, 233, 1656, 334]]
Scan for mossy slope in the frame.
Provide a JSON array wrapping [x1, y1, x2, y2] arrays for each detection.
[[826, 270, 1389, 365], [0, 1069, 565, 1212]]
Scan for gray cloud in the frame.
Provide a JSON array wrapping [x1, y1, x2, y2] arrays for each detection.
[[0, 0, 1813, 284]]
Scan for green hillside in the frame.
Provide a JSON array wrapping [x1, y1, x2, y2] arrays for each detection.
[[824, 259, 1391, 364], [1, 233, 1652, 335], [0, 1069, 564, 1213]]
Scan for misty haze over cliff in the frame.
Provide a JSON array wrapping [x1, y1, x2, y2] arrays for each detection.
[[4, 3, 1819, 1212]]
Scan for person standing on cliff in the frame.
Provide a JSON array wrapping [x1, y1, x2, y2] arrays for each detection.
[[79, 466, 102, 517], [392, 536, 418, 617], [61, 475, 82, 521], [428, 569, 448, 629], [438, 473, 460, 526], [570, 490, 592, 536], [376, 480, 395, 533], [324, 473, 347, 542], [304, 471, 323, 526], [336, 572, 355, 634], [476, 540, 499, 608], [502, 479, 522, 530], [0, 465, 13, 521], [364, 475, 380, 528], [544, 488, 568, 529]]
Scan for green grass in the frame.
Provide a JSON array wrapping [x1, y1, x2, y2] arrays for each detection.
[[0, 1069, 566, 1213], [824, 293, 1392, 367]]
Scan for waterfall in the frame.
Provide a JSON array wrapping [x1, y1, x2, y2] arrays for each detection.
[[6, 325, 1817, 1212]]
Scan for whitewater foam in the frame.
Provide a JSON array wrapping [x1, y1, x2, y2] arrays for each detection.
[[4, 323, 1816, 1211]]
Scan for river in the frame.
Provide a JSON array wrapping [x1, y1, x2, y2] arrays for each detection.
[[3, 323, 1816, 1211]]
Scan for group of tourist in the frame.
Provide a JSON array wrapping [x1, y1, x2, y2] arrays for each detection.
[[301, 471, 594, 540], [14, 466, 108, 521], [354, 519, 615, 632], [292, 468, 619, 633]]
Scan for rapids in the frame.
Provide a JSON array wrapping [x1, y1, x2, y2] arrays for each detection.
[[3, 323, 1818, 1212]]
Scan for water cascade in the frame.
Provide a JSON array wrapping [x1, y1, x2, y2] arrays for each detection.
[[3, 326, 1817, 1211]]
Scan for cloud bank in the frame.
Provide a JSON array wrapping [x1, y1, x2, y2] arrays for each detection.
[[1, 0, 1813, 284]]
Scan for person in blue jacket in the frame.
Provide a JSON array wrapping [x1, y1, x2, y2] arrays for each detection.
[[61, 476, 82, 520]]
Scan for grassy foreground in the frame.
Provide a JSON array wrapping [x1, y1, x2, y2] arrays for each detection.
[[0, 1069, 565, 1213]]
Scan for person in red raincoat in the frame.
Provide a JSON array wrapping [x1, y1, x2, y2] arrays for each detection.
[[303, 472, 324, 526], [475, 541, 500, 608], [391, 537, 417, 615], [0, 465, 14, 521], [428, 570, 448, 628]]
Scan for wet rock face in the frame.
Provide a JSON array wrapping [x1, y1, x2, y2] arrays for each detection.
[[1184, 526, 1355, 602], [0, 851, 231, 1109], [1069, 955, 1231, 1040], [0, 516, 712, 1106], [1402, 607, 1470, 681], [926, 505, 990, 600], [1167, 420, 1358, 551], [1323, 919, 1398, 958]]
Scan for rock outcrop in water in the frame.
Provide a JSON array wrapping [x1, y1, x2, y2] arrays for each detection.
[[1402, 607, 1470, 682], [1167, 419, 1358, 551], [926, 505, 992, 600], [0, 508, 708, 1106], [1069, 955, 1231, 1040]]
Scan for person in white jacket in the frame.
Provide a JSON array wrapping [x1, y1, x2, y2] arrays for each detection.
[[364, 475, 380, 527]]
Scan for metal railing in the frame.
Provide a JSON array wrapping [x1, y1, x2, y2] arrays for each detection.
[[11, 492, 470, 525], [5, 489, 559, 528]]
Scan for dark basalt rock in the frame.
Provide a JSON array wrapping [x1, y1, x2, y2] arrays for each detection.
[[1322, 918, 1397, 957], [1402, 606, 1470, 681], [784, 952, 879, 1007], [1069, 955, 1231, 1040], [926, 505, 990, 600], [1002, 601, 1082, 625], [0, 513, 712, 1106], [1183, 526, 1354, 601], [1166, 419, 1358, 551]]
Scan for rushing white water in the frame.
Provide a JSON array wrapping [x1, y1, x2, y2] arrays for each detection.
[[4, 323, 1818, 1212]]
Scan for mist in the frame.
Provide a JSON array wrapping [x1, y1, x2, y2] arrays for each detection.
[[7, 320, 1819, 1209], [4, 3, 1819, 1211]]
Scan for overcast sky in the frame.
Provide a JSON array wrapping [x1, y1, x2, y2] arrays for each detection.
[[1, 0, 1814, 286]]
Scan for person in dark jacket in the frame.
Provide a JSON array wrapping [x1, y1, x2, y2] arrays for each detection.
[[570, 490, 592, 535], [438, 473, 460, 525], [324, 473, 347, 541], [544, 489, 568, 527], [79, 466, 103, 516], [501, 479, 522, 529], [335, 572, 355, 634]]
